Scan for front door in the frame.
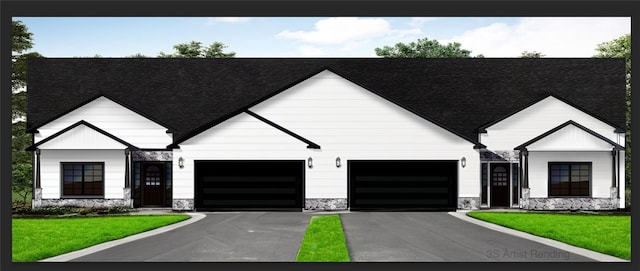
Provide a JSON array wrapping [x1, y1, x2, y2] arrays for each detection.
[[142, 163, 164, 206], [490, 164, 510, 207]]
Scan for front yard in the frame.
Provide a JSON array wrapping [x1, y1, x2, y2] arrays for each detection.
[[12, 215, 190, 262], [467, 212, 631, 260]]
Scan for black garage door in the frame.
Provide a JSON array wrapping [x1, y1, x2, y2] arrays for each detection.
[[195, 161, 304, 210], [349, 160, 457, 210]]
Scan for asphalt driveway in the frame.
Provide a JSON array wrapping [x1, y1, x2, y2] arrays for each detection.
[[340, 212, 594, 262], [69, 211, 601, 262], [71, 212, 309, 262]]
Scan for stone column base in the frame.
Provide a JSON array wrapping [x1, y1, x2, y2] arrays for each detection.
[[304, 198, 348, 211], [32, 188, 43, 209], [172, 199, 194, 211], [457, 197, 480, 210], [123, 188, 133, 208]]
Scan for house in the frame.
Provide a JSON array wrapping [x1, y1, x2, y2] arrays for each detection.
[[25, 58, 626, 211]]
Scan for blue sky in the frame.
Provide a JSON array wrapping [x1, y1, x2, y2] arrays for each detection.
[[15, 17, 630, 58]]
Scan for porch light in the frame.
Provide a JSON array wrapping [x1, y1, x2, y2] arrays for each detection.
[[461, 157, 466, 168], [308, 157, 313, 169], [179, 157, 184, 169], [336, 157, 341, 168]]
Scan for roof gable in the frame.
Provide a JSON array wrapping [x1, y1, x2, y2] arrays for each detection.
[[26, 120, 138, 151], [478, 94, 625, 133], [172, 69, 484, 148], [514, 120, 623, 151], [27, 95, 176, 133]]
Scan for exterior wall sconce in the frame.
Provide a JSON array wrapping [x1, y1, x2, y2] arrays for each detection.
[[336, 157, 341, 168], [178, 157, 184, 169], [308, 157, 313, 169], [461, 157, 466, 168]]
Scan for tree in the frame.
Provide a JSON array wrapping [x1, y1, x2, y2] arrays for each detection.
[[158, 41, 236, 58], [12, 20, 41, 207], [520, 51, 545, 58], [375, 37, 483, 58], [594, 33, 631, 189]]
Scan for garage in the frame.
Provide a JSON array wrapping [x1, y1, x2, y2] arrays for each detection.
[[349, 160, 457, 210], [195, 160, 304, 210]]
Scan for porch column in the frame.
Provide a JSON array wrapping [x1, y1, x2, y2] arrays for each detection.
[[124, 148, 130, 188], [522, 150, 529, 188], [611, 149, 617, 188], [35, 149, 41, 189]]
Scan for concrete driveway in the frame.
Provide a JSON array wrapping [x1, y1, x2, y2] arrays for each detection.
[[340, 212, 594, 262], [71, 212, 309, 262]]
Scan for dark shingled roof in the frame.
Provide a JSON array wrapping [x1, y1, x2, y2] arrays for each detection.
[[27, 58, 626, 146]]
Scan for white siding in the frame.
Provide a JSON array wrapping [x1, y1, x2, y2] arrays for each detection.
[[527, 124, 619, 151], [39, 149, 126, 199], [37, 124, 128, 150], [481, 96, 624, 153], [174, 70, 479, 200], [35, 96, 171, 149], [527, 151, 612, 198]]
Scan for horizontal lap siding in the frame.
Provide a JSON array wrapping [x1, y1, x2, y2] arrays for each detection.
[[528, 151, 611, 198], [481, 97, 624, 152], [39, 150, 125, 199], [35, 97, 171, 149]]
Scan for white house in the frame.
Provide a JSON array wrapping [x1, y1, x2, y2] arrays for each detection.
[[25, 58, 626, 211]]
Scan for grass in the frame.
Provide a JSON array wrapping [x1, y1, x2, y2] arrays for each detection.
[[12, 214, 190, 262], [296, 215, 351, 262], [467, 212, 631, 260]]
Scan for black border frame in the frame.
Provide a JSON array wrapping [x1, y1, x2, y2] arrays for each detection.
[[2, 0, 637, 270]]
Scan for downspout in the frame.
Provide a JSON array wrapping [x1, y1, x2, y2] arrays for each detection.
[[611, 149, 617, 188]]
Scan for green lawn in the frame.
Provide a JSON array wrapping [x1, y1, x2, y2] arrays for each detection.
[[12, 215, 190, 262], [467, 212, 631, 260], [296, 215, 351, 262]]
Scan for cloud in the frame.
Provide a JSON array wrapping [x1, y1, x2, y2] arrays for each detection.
[[276, 17, 393, 44], [276, 17, 421, 53], [277, 17, 420, 45], [409, 17, 439, 27], [442, 17, 630, 57], [207, 17, 252, 24]]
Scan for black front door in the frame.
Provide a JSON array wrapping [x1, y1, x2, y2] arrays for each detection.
[[142, 163, 165, 206], [490, 164, 510, 207]]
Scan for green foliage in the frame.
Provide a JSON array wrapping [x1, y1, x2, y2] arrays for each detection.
[[520, 51, 545, 58], [375, 37, 481, 58], [467, 212, 631, 260], [158, 41, 236, 58], [296, 215, 350, 262], [127, 53, 150, 58], [12, 215, 190, 261], [594, 34, 631, 186], [12, 20, 41, 207]]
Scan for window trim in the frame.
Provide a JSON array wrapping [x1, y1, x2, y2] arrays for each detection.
[[548, 162, 592, 198], [60, 162, 105, 199]]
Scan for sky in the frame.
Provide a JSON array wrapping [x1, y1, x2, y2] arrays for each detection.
[[15, 17, 630, 58]]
